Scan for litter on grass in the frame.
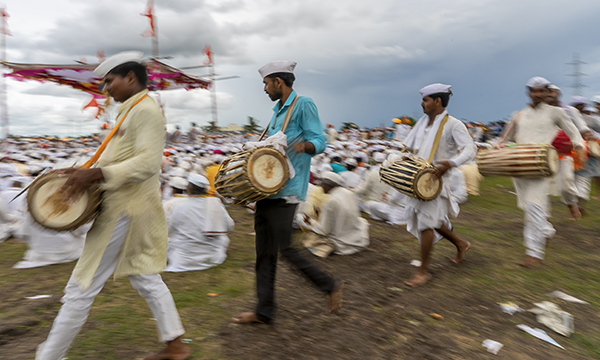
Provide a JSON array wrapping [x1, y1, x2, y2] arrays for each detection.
[[517, 324, 564, 349], [482, 339, 503, 355], [25, 295, 53, 300], [546, 291, 589, 305], [529, 301, 574, 337], [498, 301, 524, 315]]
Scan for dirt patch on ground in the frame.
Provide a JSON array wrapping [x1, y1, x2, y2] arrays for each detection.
[[220, 202, 600, 360]]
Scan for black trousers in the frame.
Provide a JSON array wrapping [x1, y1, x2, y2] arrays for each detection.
[[254, 198, 335, 323]]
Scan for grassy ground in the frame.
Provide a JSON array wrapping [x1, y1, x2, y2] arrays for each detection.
[[1, 176, 599, 359]]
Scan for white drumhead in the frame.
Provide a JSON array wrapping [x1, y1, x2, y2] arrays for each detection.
[[250, 153, 286, 189], [30, 177, 89, 228], [415, 171, 441, 199], [547, 147, 559, 174]]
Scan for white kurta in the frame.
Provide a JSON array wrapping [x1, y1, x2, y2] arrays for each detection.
[[503, 103, 583, 259], [354, 165, 392, 211], [13, 214, 89, 269], [367, 188, 407, 225], [311, 187, 369, 255], [166, 197, 234, 272], [403, 110, 477, 242]]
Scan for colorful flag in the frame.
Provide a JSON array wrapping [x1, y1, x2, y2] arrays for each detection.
[[140, 0, 155, 37]]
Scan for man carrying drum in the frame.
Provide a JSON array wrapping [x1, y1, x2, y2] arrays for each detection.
[[36, 52, 190, 360], [498, 77, 584, 268], [402, 83, 476, 287], [233, 61, 342, 325]]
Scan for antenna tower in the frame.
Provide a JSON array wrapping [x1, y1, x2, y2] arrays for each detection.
[[566, 53, 587, 96]]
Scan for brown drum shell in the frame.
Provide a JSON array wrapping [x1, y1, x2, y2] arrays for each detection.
[[26, 171, 102, 231], [214, 146, 289, 204], [477, 144, 558, 178]]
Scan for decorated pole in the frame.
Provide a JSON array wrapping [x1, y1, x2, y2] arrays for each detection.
[[0, 7, 10, 139], [203, 45, 218, 126], [141, 0, 158, 57]]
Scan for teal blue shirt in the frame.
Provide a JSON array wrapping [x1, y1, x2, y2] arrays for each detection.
[[330, 163, 347, 173], [267, 90, 326, 201]]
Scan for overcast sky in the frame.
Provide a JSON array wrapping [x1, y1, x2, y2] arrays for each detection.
[[2, 0, 600, 136]]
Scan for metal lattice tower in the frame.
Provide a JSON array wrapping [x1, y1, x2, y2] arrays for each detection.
[[566, 53, 587, 96]]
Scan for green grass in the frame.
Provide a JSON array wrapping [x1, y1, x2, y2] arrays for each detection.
[[1, 176, 600, 359]]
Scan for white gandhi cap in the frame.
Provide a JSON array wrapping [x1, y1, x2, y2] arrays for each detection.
[[526, 76, 550, 88], [258, 61, 297, 78], [320, 171, 344, 186], [94, 51, 144, 77], [187, 173, 210, 188], [419, 83, 452, 97]]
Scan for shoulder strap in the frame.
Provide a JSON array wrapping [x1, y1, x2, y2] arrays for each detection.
[[428, 114, 449, 163], [258, 95, 299, 141], [81, 94, 149, 169]]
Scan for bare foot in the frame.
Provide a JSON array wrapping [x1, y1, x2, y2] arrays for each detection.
[[518, 256, 543, 268], [142, 336, 190, 360], [451, 241, 471, 264], [328, 280, 344, 314], [404, 271, 432, 287], [568, 205, 582, 221], [232, 312, 266, 324]]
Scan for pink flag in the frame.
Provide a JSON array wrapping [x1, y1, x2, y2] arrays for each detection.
[[140, 0, 155, 37]]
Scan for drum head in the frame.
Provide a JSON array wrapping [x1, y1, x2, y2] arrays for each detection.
[[547, 147, 559, 174], [414, 169, 442, 201], [27, 175, 90, 230], [247, 147, 289, 193]]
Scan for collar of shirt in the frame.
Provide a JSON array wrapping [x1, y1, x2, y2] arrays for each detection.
[[272, 90, 298, 120]]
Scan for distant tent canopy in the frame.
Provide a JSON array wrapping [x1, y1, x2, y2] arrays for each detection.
[[2, 58, 212, 98]]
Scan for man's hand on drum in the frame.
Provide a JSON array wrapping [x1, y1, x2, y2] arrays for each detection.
[[59, 168, 104, 202], [433, 161, 452, 180]]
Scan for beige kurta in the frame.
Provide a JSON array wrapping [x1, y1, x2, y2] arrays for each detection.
[[73, 90, 168, 290]]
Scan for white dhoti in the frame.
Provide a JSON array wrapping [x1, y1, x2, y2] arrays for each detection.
[[523, 203, 556, 259], [552, 157, 578, 205], [36, 217, 185, 360], [512, 177, 555, 260], [405, 185, 458, 244], [575, 175, 591, 200]]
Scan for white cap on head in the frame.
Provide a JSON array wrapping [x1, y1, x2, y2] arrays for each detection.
[[591, 95, 600, 104], [321, 171, 344, 186], [345, 158, 357, 166], [258, 61, 297, 78], [329, 152, 342, 159], [94, 51, 144, 77], [548, 84, 561, 92], [169, 176, 188, 190], [526, 76, 550, 88], [373, 152, 386, 163], [584, 105, 597, 113], [187, 173, 209, 188], [419, 83, 452, 97], [569, 96, 588, 106]]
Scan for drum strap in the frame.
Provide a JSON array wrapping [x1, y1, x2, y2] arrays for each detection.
[[258, 95, 299, 141], [428, 114, 449, 163], [81, 94, 149, 169]]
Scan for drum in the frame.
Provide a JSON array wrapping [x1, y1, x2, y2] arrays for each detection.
[[26, 171, 102, 231], [588, 140, 600, 159], [477, 144, 558, 178], [214, 146, 289, 204], [379, 156, 443, 201]]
